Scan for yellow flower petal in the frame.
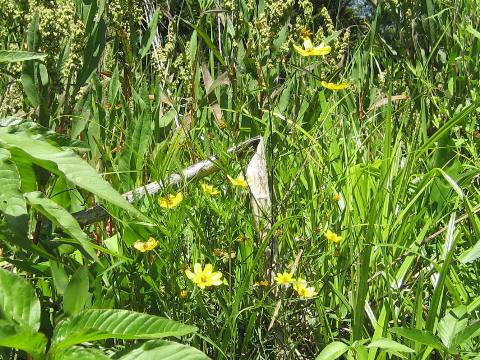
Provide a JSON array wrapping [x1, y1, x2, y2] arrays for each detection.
[[185, 268, 195, 279], [311, 45, 331, 56], [321, 81, 349, 90], [193, 263, 202, 274], [324, 229, 343, 243], [227, 175, 248, 188], [294, 40, 331, 57], [274, 272, 295, 285], [185, 263, 224, 289], [133, 241, 147, 252], [204, 263, 213, 274], [201, 183, 221, 196], [159, 192, 183, 208]]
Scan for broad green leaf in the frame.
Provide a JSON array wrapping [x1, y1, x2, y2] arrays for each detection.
[[438, 306, 468, 350], [25, 191, 97, 261], [63, 266, 90, 316], [0, 268, 41, 331], [315, 341, 349, 360], [367, 338, 415, 353], [139, 8, 160, 58], [0, 50, 46, 63], [50, 261, 69, 296], [390, 328, 446, 351], [118, 340, 210, 360], [0, 322, 47, 357], [0, 148, 29, 245], [0, 120, 146, 221], [51, 346, 110, 360], [51, 309, 197, 349], [453, 321, 480, 348]]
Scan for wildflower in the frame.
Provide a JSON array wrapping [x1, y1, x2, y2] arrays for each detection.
[[114, 103, 122, 110], [148, 94, 155, 101], [334, 192, 342, 201], [159, 192, 183, 209], [214, 248, 236, 260], [236, 234, 248, 243], [293, 38, 331, 57], [324, 229, 343, 243], [254, 280, 271, 287], [227, 175, 248, 188], [133, 237, 159, 252], [293, 278, 318, 299], [299, 27, 313, 40], [321, 81, 349, 90], [179, 290, 189, 298], [104, 103, 112, 110], [274, 272, 295, 285], [201, 182, 221, 196], [185, 263, 223, 289]]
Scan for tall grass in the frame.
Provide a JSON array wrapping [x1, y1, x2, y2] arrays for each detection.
[[0, 0, 480, 358]]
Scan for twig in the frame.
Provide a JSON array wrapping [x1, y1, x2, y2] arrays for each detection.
[[73, 136, 262, 226]]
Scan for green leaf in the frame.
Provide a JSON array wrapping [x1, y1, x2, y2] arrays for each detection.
[[0, 119, 147, 221], [453, 321, 480, 348], [315, 341, 349, 360], [21, 12, 41, 107], [459, 239, 480, 264], [466, 24, 480, 39], [367, 338, 415, 353], [0, 50, 46, 63], [0, 148, 29, 245], [51, 346, 110, 360], [21, 59, 40, 107], [75, 18, 106, 89], [139, 8, 160, 58], [0, 268, 41, 331], [50, 261, 69, 296], [25, 191, 97, 261], [51, 309, 197, 349], [63, 266, 90, 316], [117, 340, 210, 360], [438, 306, 468, 350], [390, 328, 446, 351], [0, 322, 47, 357], [185, 21, 225, 66]]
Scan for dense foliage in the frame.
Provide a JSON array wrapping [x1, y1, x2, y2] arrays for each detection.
[[1, 0, 480, 358]]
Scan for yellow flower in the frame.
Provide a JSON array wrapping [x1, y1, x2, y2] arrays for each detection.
[[227, 175, 248, 188], [321, 81, 349, 90], [293, 278, 317, 298], [334, 192, 342, 201], [179, 290, 189, 299], [185, 263, 223, 289], [133, 237, 159, 252], [201, 182, 220, 196], [274, 272, 295, 285], [254, 280, 271, 287], [299, 27, 313, 40], [324, 230, 343, 243], [293, 38, 331, 57], [236, 234, 248, 242], [159, 192, 183, 208]]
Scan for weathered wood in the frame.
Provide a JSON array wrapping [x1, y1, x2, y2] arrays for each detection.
[[73, 136, 262, 226]]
